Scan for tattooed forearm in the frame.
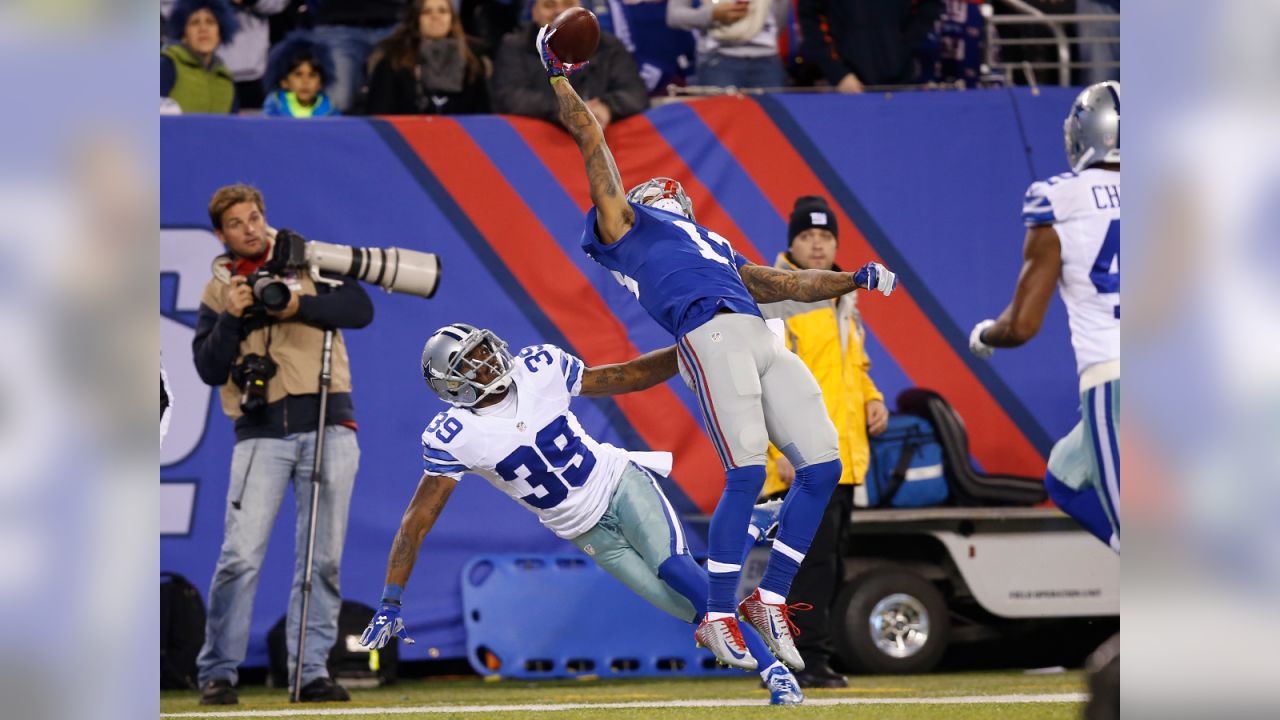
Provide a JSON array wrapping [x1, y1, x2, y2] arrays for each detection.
[[580, 346, 678, 396], [552, 78, 634, 236], [384, 474, 454, 587], [739, 265, 859, 303]]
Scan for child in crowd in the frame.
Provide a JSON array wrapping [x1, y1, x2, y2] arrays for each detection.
[[261, 33, 340, 118]]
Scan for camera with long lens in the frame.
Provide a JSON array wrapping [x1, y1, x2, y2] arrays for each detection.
[[269, 228, 441, 299], [230, 353, 278, 414]]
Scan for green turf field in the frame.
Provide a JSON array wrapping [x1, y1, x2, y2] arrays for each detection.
[[160, 670, 1087, 719]]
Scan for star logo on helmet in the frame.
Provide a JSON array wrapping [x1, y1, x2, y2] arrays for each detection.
[[517, 422, 526, 431]]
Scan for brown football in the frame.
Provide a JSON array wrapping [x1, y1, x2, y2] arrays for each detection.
[[548, 7, 600, 65]]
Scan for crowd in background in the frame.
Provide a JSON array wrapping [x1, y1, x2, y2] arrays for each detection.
[[161, 0, 1118, 121]]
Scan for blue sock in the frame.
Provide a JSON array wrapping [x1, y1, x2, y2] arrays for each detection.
[[760, 458, 840, 599], [1046, 470, 1116, 550], [707, 465, 766, 613], [657, 554, 708, 623]]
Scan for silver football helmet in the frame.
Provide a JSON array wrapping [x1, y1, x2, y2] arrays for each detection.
[[1064, 81, 1120, 173], [421, 323, 514, 407], [627, 177, 696, 221]]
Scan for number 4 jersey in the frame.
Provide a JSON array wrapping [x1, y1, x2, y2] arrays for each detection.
[[419, 344, 631, 539], [1022, 167, 1120, 374]]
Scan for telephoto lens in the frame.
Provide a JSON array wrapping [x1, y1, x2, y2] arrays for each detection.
[[248, 269, 292, 312]]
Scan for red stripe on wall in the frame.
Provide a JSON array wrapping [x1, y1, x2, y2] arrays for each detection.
[[688, 97, 1045, 474], [387, 117, 725, 512], [508, 115, 767, 265]]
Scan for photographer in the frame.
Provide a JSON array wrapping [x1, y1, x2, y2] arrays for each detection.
[[191, 184, 372, 705]]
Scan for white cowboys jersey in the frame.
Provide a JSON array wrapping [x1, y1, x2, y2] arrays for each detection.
[[420, 344, 630, 539], [1022, 167, 1120, 374]]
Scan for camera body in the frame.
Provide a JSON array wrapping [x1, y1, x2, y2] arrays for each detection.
[[231, 353, 278, 414]]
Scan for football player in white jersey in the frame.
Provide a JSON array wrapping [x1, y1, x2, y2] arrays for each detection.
[[358, 323, 804, 704], [969, 81, 1121, 552]]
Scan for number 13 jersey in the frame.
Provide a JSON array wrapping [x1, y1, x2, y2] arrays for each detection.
[[1022, 167, 1121, 374], [419, 345, 630, 539]]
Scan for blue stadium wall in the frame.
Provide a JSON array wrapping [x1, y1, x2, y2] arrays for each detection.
[[161, 88, 1084, 666]]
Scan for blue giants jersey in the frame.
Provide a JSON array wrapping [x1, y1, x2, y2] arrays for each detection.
[[581, 202, 761, 337]]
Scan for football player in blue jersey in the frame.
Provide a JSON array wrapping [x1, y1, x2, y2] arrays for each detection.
[[359, 324, 804, 704], [535, 30, 899, 670]]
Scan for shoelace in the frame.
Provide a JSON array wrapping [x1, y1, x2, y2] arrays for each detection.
[[717, 618, 748, 651], [769, 600, 814, 638]]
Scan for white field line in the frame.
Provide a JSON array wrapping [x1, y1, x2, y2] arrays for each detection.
[[162, 693, 1088, 717]]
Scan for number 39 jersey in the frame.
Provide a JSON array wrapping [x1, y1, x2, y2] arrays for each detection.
[[1022, 167, 1120, 374], [419, 345, 630, 539]]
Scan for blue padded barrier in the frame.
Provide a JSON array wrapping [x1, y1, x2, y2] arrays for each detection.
[[461, 554, 739, 679]]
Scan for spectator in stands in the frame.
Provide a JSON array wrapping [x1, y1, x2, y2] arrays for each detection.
[[491, 0, 648, 130], [667, 0, 789, 89], [759, 196, 888, 688], [164, 0, 291, 109], [797, 0, 943, 91], [365, 0, 491, 115], [261, 32, 341, 117], [460, 0, 520, 58], [311, 0, 409, 113], [162, 0, 241, 114]]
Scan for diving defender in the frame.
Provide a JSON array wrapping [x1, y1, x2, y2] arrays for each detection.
[[359, 324, 804, 704]]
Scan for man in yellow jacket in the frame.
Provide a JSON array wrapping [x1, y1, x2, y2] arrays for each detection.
[[759, 195, 888, 687]]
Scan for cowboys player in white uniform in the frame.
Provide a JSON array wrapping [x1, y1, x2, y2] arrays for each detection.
[[970, 81, 1121, 551], [359, 323, 804, 704]]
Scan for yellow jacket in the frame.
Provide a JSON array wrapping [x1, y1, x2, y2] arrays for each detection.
[[760, 252, 883, 495]]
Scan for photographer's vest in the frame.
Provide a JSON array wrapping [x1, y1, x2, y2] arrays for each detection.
[[162, 43, 236, 114], [199, 270, 353, 422]]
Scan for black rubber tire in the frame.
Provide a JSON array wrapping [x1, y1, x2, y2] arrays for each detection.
[[833, 569, 950, 674]]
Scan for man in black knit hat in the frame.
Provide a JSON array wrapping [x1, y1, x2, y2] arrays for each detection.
[[758, 195, 889, 687]]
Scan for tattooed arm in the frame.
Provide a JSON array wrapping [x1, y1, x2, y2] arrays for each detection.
[[552, 77, 635, 245], [738, 263, 863, 304], [383, 473, 457, 589], [579, 345, 678, 397]]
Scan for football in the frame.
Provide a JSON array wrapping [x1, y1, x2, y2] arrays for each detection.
[[548, 7, 600, 65]]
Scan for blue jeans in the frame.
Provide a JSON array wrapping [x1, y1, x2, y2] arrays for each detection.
[[311, 24, 396, 112], [196, 426, 360, 686], [696, 53, 788, 89]]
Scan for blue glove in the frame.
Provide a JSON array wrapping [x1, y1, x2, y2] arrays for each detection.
[[853, 261, 897, 296], [535, 25, 588, 78], [359, 603, 415, 650]]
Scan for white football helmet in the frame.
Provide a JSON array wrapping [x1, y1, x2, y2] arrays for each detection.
[[421, 323, 514, 407], [627, 177, 696, 221]]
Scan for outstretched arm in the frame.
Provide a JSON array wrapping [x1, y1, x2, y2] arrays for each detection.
[[383, 473, 456, 590], [552, 78, 635, 244], [579, 345, 678, 396], [972, 225, 1062, 352], [739, 261, 897, 304]]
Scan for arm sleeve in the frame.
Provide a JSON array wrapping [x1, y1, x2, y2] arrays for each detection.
[[422, 431, 468, 480], [191, 302, 244, 386], [161, 55, 176, 97], [557, 348, 586, 396], [855, 330, 884, 405], [666, 0, 715, 31], [490, 37, 560, 121], [1022, 181, 1056, 227], [599, 40, 650, 121], [295, 273, 375, 329], [797, 0, 850, 85]]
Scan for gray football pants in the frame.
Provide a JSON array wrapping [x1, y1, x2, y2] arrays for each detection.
[[675, 312, 839, 470]]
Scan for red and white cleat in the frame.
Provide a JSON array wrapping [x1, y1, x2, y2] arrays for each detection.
[[694, 615, 757, 671], [738, 588, 810, 671]]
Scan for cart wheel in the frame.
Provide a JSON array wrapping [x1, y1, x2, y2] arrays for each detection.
[[834, 569, 949, 674]]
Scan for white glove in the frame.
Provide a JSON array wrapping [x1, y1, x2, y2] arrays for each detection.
[[854, 262, 897, 296], [969, 319, 996, 359]]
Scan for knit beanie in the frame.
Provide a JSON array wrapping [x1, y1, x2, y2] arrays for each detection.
[[787, 196, 838, 245]]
